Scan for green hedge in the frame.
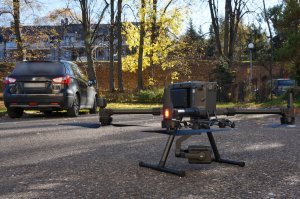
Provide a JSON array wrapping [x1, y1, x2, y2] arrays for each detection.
[[136, 89, 164, 103], [102, 88, 164, 104]]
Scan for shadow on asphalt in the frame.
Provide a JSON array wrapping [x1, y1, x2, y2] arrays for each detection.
[[141, 130, 171, 135], [111, 123, 147, 128], [60, 122, 147, 129], [60, 122, 101, 129], [25, 111, 91, 118]]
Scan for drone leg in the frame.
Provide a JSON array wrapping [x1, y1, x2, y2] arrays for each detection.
[[158, 135, 175, 167], [139, 135, 185, 177], [207, 132, 245, 167]]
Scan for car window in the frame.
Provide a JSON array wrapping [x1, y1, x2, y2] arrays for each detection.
[[63, 62, 74, 76], [12, 62, 65, 76]]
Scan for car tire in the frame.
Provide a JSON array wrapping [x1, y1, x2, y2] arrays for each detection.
[[89, 97, 97, 114], [7, 108, 24, 118], [67, 94, 80, 117]]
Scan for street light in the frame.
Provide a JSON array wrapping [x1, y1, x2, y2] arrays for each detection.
[[248, 43, 254, 83]]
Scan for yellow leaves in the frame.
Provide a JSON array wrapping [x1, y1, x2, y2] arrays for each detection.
[[171, 71, 179, 83], [147, 77, 156, 87], [122, 4, 183, 73], [122, 55, 138, 72], [122, 54, 150, 72], [122, 22, 140, 51]]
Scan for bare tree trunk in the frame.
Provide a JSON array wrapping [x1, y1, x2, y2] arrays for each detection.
[[137, 0, 146, 90], [228, 0, 242, 67], [78, 0, 108, 90], [109, 0, 115, 92], [80, 0, 97, 87], [12, 0, 24, 61], [228, 11, 236, 64], [150, 0, 157, 81], [116, 0, 123, 91], [208, 0, 222, 56], [263, 0, 273, 100], [86, 45, 96, 81], [223, 0, 231, 58]]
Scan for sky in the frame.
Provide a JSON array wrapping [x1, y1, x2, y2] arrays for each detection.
[[187, 0, 282, 34], [0, 0, 283, 35]]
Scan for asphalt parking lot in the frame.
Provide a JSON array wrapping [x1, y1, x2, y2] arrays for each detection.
[[0, 113, 299, 199]]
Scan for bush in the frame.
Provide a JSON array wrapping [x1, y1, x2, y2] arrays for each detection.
[[101, 88, 164, 104], [211, 57, 234, 102], [102, 91, 136, 103], [136, 89, 164, 103]]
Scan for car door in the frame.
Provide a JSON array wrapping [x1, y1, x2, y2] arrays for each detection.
[[71, 63, 87, 107], [77, 66, 96, 108]]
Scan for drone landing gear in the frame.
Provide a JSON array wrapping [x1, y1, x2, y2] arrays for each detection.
[[139, 134, 185, 176], [139, 130, 245, 177]]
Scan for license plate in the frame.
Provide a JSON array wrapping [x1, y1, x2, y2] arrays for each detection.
[[24, 83, 46, 88]]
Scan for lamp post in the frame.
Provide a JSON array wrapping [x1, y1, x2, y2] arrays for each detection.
[[248, 43, 254, 83]]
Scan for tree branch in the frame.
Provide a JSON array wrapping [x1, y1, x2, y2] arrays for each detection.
[[0, 10, 12, 16], [91, 0, 109, 44], [163, 0, 174, 15]]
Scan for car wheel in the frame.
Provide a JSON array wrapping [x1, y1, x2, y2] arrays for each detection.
[[89, 97, 97, 114], [7, 108, 24, 118], [67, 94, 80, 117]]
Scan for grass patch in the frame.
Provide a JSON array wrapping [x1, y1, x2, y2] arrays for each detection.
[[0, 100, 5, 110], [217, 102, 259, 108], [107, 103, 161, 109]]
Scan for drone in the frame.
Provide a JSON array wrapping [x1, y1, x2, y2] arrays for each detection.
[[98, 81, 295, 177]]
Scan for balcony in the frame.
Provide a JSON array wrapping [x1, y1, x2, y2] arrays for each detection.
[[60, 41, 85, 48]]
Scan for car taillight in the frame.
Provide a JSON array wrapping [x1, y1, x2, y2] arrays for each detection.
[[52, 76, 71, 85], [3, 77, 16, 85]]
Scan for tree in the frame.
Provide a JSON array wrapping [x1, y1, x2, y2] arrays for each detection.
[[206, 25, 217, 58], [123, 0, 183, 89], [173, 19, 206, 69], [207, 0, 250, 66], [76, 0, 109, 89], [109, 0, 115, 92], [0, 0, 37, 60], [33, 8, 76, 25], [116, 0, 124, 91], [186, 19, 200, 41], [12, 0, 23, 61], [137, 0, 146, 90], [270, 0, 300, 83], [212, 57, 234, 102], [262, 0, 275, 98], [148, 0, 174, 82]]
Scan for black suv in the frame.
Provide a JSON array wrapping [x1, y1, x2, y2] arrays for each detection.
[[3, 60, 98, 118]]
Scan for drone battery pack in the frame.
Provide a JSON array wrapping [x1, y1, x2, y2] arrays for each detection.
[[186, 145, 212, 164]]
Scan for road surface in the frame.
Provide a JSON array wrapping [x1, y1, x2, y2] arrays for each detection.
[[0, 112, 299, 198]]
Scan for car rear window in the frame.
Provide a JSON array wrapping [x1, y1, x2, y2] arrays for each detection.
[[11, 62, 65, 76]]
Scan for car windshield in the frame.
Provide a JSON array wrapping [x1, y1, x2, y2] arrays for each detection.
[[11, 62, 65, 76]]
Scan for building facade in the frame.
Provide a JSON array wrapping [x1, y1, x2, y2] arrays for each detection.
[[0, 23, 125, 62]]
